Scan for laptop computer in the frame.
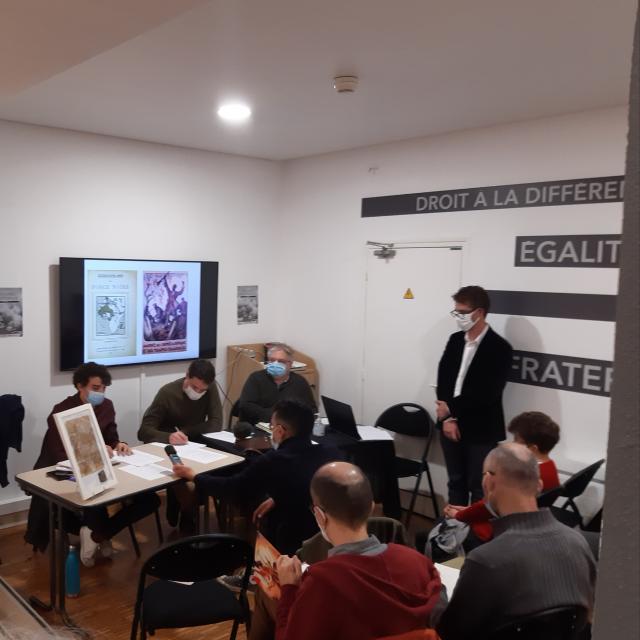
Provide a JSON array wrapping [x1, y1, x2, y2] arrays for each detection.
[[321, 396, 361, 440]]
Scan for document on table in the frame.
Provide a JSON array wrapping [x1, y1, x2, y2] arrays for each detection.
[[148, 441, 207, 450], [356, 426, 394, 441], [119, 463, 173, 481], [111, 450, 164, 467], [203, 431, 236, 443], [177, 448, 228, 464], [435, 563, 461, 596]]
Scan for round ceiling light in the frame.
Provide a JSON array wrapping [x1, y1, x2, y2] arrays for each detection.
[[217, 102, 252, 123]]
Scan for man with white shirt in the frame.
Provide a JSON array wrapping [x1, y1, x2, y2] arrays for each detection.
[[435, 286, 512, 505]]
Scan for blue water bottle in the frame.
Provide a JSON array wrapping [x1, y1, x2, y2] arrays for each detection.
[[66, 544, 80, 598]]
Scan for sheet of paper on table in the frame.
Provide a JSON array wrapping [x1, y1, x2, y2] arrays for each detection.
[[203, 431, 236, 443], [176, 448, 228, 464], [434, 562, 461, 596], [148, 441, 207, 450], [119, 463, 173, 481], [356, 426, 394, 441], [111, 450, 164, 467]]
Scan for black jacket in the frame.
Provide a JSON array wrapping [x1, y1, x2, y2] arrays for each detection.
[[437, 327, 512, 443], [195, 435, 342, 554], [239, 370, 317, 425], [0, 394, 24, 487]]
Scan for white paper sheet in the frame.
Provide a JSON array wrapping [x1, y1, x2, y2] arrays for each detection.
[[203, 431, 236, 443], [356, 426, 394, 441], [111, 450, 164, 467], [177, 448, 228, 464], [435, 563, 461, 596], [148, 441, 207, 450], [119, 463, 173, 481]]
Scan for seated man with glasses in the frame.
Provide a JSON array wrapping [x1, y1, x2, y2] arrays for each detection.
[[172, 399, 340, 554], [238, 343, 317, 426], [436, 285, 512, 509], [275, 462, 445, 640], [435, 443, 596, 639]]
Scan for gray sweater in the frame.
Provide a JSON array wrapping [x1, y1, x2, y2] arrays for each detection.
[[436, 509, 596, 639]]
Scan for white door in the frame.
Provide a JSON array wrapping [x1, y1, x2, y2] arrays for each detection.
[[361, 243, 464, 514]]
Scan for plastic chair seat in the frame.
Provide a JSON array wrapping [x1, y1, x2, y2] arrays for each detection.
[[143, 579, 244, 631], [394, 457, 423, 478]]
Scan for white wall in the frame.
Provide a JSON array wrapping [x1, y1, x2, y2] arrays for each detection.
[[0, 107, 627, 517], [277, 106, 627, 515], [0, 120, 283, 511]]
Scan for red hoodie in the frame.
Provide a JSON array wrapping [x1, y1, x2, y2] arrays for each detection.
[[276, 543, 442, 640]]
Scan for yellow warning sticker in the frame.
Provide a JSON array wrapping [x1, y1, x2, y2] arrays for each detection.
[[403, 288, 414, 300]]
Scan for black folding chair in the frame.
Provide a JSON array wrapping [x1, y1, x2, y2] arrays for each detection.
[[131, 534, 253, 640], [374, 403, 439, 525], [556, 459, 605, 529], [488, 606, 589, 640]]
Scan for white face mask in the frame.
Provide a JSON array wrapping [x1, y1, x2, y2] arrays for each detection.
[[314, 507, 331, 543], [184, 385, 206, 401], [455, 312, 479, 332], [270, 434, 280, 450]]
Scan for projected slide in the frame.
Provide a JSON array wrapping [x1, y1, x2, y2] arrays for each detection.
[[83, 260, 201, 366]]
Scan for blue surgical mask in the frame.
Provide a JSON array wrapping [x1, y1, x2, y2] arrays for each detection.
[[266, 361, 287, 378], [87, 390, 105, 406]]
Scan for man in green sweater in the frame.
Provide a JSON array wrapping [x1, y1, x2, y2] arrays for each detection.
[[138, 359, 222, 531], [138, 359, 222, 444]]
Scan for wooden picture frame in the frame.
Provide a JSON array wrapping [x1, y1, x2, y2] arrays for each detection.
[[53, 403, 117, 500]]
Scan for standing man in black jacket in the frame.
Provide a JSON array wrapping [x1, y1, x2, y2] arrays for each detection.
[[436, 286, 512, 506]]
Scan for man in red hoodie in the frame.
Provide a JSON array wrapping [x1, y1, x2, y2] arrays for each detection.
[[275, 462, 444, 640]]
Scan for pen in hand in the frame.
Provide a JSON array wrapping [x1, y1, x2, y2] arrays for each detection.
[[170, 426, 189, 446]]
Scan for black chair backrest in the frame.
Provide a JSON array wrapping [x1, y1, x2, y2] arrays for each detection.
[[488, 606, 589, 640], [374, 403, 434, 438], [563, 459, 605, 499], [537, 484, 563, 508], [142, 534, 252, 583]]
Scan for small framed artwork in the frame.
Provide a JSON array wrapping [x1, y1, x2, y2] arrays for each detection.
[[53, 404, 117, 500]]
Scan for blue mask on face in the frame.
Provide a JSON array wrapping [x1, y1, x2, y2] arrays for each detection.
[[87, 390, 105, 406], [266, 361, 287, 378]]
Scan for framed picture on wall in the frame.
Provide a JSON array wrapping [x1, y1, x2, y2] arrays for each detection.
[[53, 404, 117, 500]]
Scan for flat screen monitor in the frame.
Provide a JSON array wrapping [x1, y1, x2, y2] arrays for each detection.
[[59, 257, 218, 371]]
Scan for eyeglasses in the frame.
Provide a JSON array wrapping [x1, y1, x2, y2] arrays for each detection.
[[450, 308, 476, 320]]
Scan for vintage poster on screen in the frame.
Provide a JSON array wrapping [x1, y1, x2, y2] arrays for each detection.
[[237, 285, 258, 324], [0, 288, 23, 337], [87, 270, 137, 359], [143, 271, 188, 354]]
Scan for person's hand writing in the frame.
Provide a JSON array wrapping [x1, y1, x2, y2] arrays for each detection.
[[435, 400, 451, 421], [115, 442, 132, 455], [443, 419, 461, 442], [172, 464, 195, 482], [169, 430, 189, 445], [276, 555, 302, 587], [252, 497, 275, 524]]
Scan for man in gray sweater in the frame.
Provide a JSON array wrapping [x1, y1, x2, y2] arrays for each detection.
[[435, 443, 596, 639]]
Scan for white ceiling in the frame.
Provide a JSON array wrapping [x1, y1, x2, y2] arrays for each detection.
[[0, 0, 635, 160]]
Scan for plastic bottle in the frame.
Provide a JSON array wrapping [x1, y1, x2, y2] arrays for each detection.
[[65, 544, 80, 598]]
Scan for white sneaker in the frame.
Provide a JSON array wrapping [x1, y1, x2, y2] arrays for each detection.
[[99, 539, 114, 558], [79, 526, 99, 567]]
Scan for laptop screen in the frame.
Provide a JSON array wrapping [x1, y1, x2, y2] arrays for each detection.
[[321, 396, 360, 440]]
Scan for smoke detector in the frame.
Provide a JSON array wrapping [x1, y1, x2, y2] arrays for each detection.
[[333, 75, 359, 93]]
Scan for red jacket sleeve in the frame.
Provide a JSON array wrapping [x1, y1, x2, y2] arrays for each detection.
[[455, 500, 491, 524], [539, 459, 561, 490]]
